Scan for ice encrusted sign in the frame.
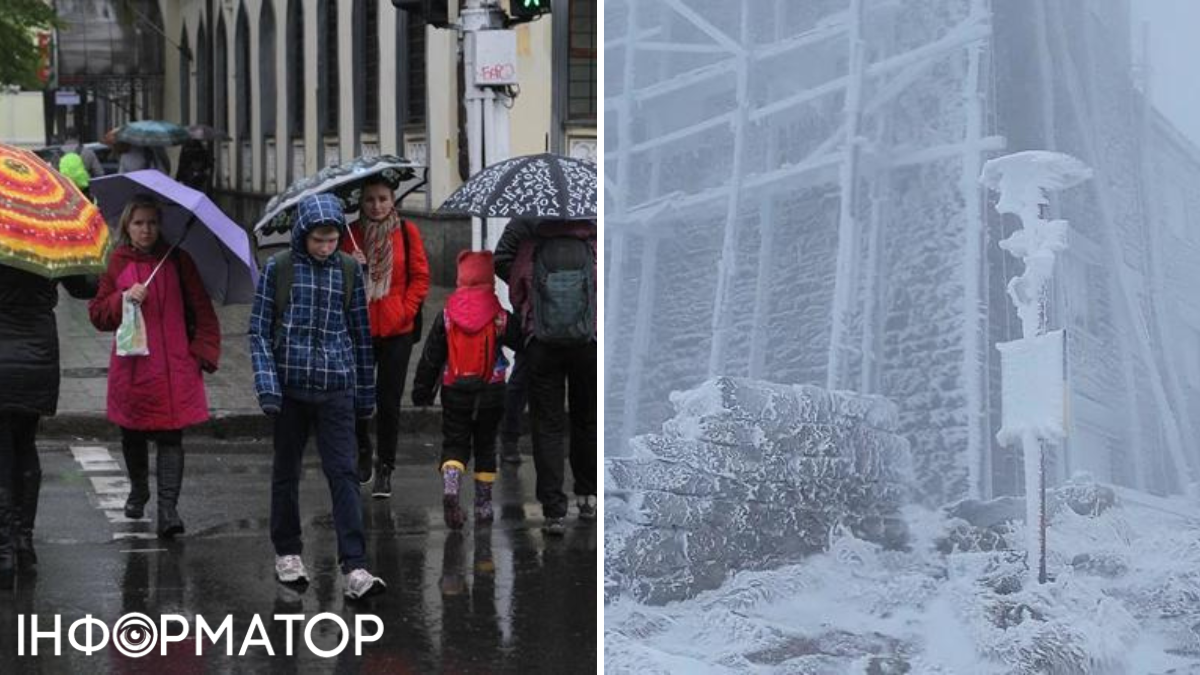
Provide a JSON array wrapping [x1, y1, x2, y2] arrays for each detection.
[[606, 377, 912, 604], [996, 329, 1067, 446]]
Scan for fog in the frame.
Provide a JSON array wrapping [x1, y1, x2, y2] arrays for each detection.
[[604, 1, 1200, 671]]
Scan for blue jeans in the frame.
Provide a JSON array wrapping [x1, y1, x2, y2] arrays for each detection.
[[270, 391, 367, 573]]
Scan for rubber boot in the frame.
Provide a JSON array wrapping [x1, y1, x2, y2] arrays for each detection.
[[0, 488, 14, 590], [474, 479, 494, 524], [14, 468, 40, 574], [156, 444, 185, 538], [122, 440, 150, 519], [442, 464, 465, 530]]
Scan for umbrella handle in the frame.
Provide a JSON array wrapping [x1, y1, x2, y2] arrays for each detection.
[[346, 225, 361, 253], [145, 216, 196, 286]]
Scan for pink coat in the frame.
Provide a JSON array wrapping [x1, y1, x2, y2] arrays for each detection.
[[89, 244, 220, 431]]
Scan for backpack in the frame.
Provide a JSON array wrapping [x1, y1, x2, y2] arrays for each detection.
[[270, 249, 357, 344], [442, 310, 508, 391], [532, 236, 595, 344]]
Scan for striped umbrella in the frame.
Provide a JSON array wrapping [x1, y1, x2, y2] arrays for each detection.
[[0, 143, 112, 278], [115, 120, 190, 147]]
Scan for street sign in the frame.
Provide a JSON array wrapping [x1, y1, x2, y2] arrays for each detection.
[[475, 30, 518, 86], [996, 329, 1067, 445], [56, 89, 81, 106]]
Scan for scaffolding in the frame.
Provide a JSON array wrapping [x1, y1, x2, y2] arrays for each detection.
[[604, 0, 1200, 502]]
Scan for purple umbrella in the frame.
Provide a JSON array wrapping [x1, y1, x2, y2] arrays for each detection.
[[90, 170, 259, 304]]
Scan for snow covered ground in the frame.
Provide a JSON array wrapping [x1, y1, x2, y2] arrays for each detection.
[[606, 497, 1200, 673]]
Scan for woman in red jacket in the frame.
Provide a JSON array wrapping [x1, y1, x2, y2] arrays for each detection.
[[88, 196, 220, 538], [343, 176, 431, 498]]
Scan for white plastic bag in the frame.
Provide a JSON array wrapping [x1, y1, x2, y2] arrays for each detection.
[[115, 293, 150, 356]]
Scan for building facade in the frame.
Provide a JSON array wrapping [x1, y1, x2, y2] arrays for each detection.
[[161, 0, 595, 218], [605, 0, 1200, 505]]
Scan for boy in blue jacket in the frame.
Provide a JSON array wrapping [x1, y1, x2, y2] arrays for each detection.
[[249, 193, 384, 599]]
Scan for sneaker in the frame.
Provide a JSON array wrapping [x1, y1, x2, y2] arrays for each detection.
[[372, 465, 392, 499], [275, 555, 309, 585], [344, 568, 387, 600], [577, 495, 597, 521], [356, 448, 374, 486], [543, 517, 566, 536]]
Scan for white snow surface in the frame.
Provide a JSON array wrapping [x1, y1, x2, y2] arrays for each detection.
[[606, 500, 1200, 674]]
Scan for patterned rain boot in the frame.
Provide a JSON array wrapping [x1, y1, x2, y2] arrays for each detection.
[[474, 479, 494, 525], [441, 463, 466, 530]]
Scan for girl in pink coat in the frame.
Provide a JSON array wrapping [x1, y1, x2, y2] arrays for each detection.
[[89, 196, 220, 538]]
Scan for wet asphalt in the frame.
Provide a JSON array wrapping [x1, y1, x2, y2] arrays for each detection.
[[0, 435, 597, 673]]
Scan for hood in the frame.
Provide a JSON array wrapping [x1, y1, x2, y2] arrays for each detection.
[[446, 286, 502, 333], [290, 193, 347, 258], [456, 250, 494, 289]]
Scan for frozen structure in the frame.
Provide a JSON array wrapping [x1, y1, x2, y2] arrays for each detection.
[[606, 377, 912, 604], [604, 0, 1200, 505]]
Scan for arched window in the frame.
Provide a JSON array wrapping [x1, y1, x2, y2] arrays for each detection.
[[180, 27, 191, 125], [236, 6, 250, 138], [260, 1, 277, 138], [354, 0, 378, 134], [287, 0, 304, 139], [404, 12, 426, 125], [318, 0, 339, 136], [215, 14, 228, 131], [197, 21, 210, 125]]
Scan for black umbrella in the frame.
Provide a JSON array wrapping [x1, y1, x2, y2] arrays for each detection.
[[437, 153, 596, 220], [253, 154, 425, 239]]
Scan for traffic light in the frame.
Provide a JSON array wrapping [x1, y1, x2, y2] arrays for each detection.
[[391, 0, 452, 29], [510, 0, 550, 21]]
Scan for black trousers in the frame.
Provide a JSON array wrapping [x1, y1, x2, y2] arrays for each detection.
[[500, 351, 529, 442], [356, 333, 415, 468], [527, 340, 597, 519], [272, 392, 366, 573], [0, 412, 39, 507], [441, 405, 503, 476]]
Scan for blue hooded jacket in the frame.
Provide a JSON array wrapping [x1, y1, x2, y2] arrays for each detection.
[[248, 194, 375, 414]]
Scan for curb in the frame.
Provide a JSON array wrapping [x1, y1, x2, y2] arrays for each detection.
[[39, 406, 449, 441]]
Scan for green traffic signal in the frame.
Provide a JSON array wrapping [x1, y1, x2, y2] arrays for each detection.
[[512, 0, 549, 19]]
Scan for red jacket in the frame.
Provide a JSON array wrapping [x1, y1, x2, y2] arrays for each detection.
[[88, 244, 220, 431], [341, 219, 431, 338]]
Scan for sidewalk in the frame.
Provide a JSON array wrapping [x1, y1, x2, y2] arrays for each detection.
[[49, 284, 453, 439]]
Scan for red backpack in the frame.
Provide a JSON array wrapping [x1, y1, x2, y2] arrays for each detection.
[[442, 310, 509, 390]]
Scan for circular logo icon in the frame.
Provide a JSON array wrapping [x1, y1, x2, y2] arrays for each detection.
[[112, 613, 158, 658]]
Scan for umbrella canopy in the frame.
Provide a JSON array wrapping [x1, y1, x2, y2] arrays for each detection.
[[115, 121, 190, 147], [0, 143, 112, 278], [437, 153, 596, 220], [254, 154, 426, 238], [90, 170, 259, 304], [187, 124, 230, 142]]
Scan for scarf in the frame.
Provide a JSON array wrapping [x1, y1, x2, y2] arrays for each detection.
[[361, 209, 402, 302]]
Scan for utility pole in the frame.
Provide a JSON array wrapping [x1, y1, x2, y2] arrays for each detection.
[[395, 0, 546, 250]]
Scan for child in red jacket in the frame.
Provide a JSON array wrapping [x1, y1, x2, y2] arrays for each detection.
[[412, 251, 521, 528]]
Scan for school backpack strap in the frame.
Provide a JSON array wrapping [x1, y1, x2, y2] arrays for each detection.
[[337, 251, 356, 317], [271, 249, 293, 346], [400, 219, 425, 342]]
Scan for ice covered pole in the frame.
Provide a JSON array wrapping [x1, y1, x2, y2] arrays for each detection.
[[981, 151, 1092, 583]]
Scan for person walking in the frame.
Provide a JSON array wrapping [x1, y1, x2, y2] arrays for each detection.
[[61, 129, 106, 178], [411, 251, 522, 529], [88, 196, 221, 539], [493, 218, 597, 536], [176, 139, 213, 193], [342, 176, 430, 499], [0, 266, 95, 589], [498, 352, 529, 465], [249, 193, 386, 599]]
